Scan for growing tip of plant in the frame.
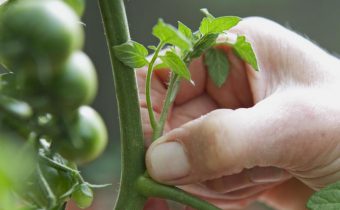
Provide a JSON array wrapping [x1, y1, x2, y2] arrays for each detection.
[[200, 8, 214, 19]]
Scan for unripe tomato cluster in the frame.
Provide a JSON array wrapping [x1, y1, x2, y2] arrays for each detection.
[[0, 0, 108, 209]]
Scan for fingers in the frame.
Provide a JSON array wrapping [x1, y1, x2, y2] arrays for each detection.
[[229, 17, 340, 101], [206, 46, 254, 109], [146, 89, 330, 185], [143, 198, 169, 210], [137, 67, 167, 114], [260, 178, 314, 210], [137, 67, 169, 144], [180, 182, 276, 201], [204, 167, 291, 194], [137, 57, 207, 142], [155, 57, 207, 105], [169, 94, 218, 129]]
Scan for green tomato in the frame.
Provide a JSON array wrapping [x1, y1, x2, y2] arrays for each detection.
[[0, 0, 84, 69], [51, 52, 97, 110], [58, 106, 108, 164], [63, 0, 85, 17], [71, 183, 93, 209]]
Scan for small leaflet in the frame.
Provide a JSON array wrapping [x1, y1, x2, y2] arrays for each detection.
[[152, 19, 192, 51], [204, 48, 230, 87], [113, 40, 149, 68], [159, 51, 191, 80]]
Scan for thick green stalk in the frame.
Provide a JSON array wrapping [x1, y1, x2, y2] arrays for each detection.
[[98, 0, 146, 209], [99, 1, 221, 209]]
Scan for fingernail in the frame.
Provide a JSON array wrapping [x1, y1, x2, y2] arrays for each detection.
[[217, 32, 238, 45], [249, 167, 287, 183], [149, 142, 190, 181]]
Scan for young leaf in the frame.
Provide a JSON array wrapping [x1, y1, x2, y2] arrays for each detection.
[[178, 21, 193, 40], [307, 181, 340, 210], [113, 40, 149, 68], [233, 36, 259, 71], [159, 51, 191, 80], [148, 45, 158, 51], [199, 16, 241, 35], [153, 62, 169, 70], [204, 48, 230, 87], [192, 31, 201, 41], [200, 8, 214, 19], [189, 33, 218, 58], [153, 19, 192, 51]]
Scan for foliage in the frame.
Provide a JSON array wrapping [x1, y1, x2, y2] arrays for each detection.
[[0, 0, 108, 209], [114, 9, 258, 142], [307, 182, 340, 210]]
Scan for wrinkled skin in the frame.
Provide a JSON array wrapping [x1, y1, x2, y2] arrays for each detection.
[[139, 17, 340, 210]]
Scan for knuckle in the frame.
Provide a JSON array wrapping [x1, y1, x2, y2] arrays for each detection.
[[186, 110, 232, 175]]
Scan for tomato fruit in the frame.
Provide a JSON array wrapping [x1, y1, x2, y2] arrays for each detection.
[[0, 0, 84, 69], [51, 52, 97, 110], [71, 183, 93, 209], [58, 106, 108, 164]]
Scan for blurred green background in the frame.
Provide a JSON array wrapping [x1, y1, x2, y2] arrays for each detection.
[[78, 0, 340, 209]]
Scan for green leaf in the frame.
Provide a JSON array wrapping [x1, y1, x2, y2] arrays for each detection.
[[153, 62, 169, 70], [152, 19, 192, 51], [178, 21, 193, 40], [233, 36, 259, 71], [307, 181, 340, 210], [199, 16, 241, 35], [113, 40, 148, 68], [192, 31, 201, 41], [200, 8, 214, 19], [148, 45, 158, 51], [189, 33, 218, 58], [204, 48, 230, 87], [160, 51, 191, 80]]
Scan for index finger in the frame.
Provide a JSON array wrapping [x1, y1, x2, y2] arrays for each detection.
[[155, 56, 207, 106]]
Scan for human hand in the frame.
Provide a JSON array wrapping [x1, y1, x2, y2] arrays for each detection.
[[140, 17, 340, 209]]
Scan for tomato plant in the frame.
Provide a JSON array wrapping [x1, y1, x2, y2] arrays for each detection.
[[0, 0, 107, 209], [1, 0, 335, 209], [0, 0, 257, 209]]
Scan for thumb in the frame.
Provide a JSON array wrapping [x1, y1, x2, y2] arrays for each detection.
[[146, 92, 320, 185]]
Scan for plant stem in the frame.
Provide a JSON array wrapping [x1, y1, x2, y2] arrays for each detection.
[[39, 155, 79, 175], [152, 73, 179, 140], [37, 164, 57, 209], [152, 53, 190, 140], [146, 42, 164, 130], [137, 176, 221, 210], [98, 0, 147, 209]]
